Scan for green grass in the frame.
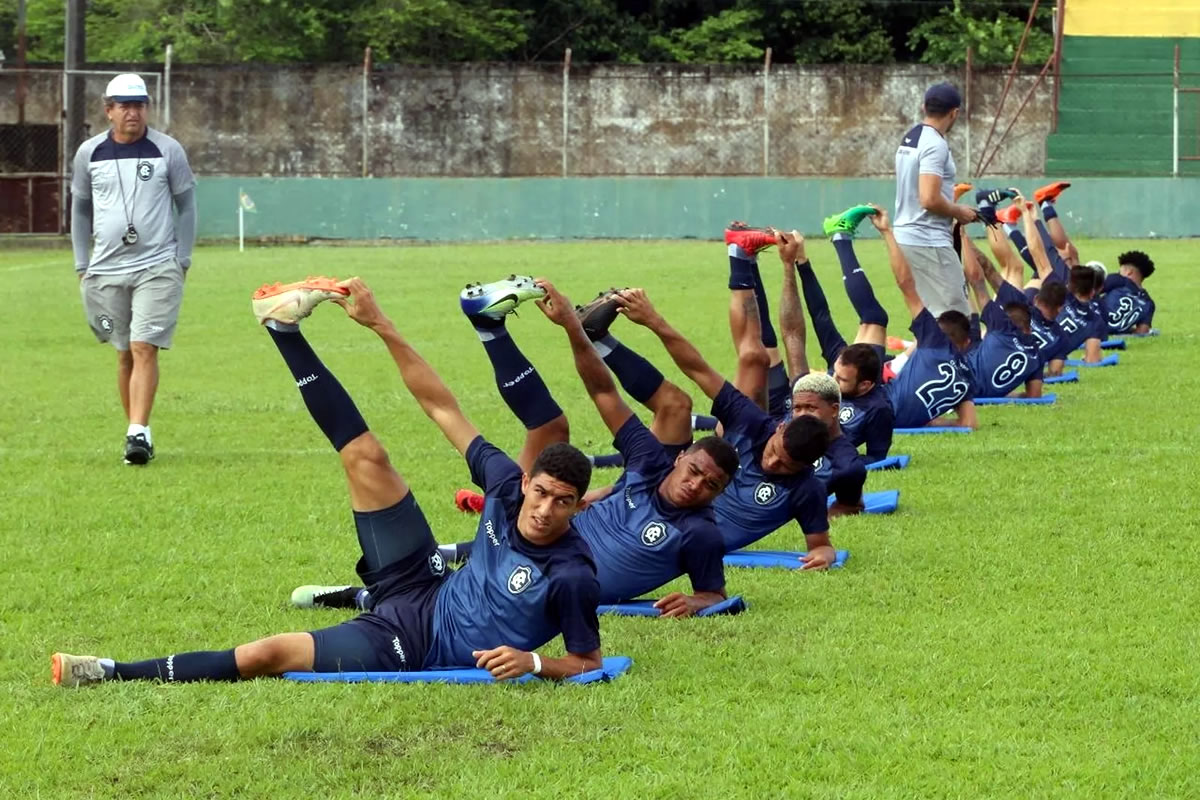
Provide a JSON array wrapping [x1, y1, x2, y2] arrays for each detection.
[[3, 238, 1200, 798]]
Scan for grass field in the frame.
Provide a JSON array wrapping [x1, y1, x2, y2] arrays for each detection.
[[3, 237, 1199, 798]]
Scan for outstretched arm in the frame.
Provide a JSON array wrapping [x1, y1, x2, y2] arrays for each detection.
[[870, 205, 925, 321], [616, 289, 727, 400], [534, 280, 635, 437], [777, 231, 811, 379], [336, 279, 479, 456]]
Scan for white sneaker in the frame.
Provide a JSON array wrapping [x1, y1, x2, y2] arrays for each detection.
[[252, 277, 349, 325], [290, 585, 363, 609], [52, 652, 106, 687]]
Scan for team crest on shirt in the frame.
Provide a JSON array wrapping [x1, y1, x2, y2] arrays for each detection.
[[640, 521, 668, 547], [507, 565, 533, 594], [838, 406, 854, 424], [428, 551, 445, 576], [753, 482, 778, 505], [813, 457, 824, 471], [136, 161, 154, 181], [95, 314, 113, 334]]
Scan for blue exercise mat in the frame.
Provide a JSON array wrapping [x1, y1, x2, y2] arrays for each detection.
[[598, 595, 746, 618], [974, 393, 1057, 406], [1044, 371, 1078, 384], [829, 489, 898, 514], [893, 426, 972, 434], [865, 454, 911, 471], [724, 549, 851, 570], [1065, 354, 1119, 368], [283, 656, 633, 685]]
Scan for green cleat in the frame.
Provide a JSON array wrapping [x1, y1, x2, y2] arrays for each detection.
[[460, 275, 546, 321], [822, 205, 879, 237]]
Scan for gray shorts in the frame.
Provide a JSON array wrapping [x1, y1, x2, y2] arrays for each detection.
[[80, 258, 185, 350], [898, 243, 969, 317]]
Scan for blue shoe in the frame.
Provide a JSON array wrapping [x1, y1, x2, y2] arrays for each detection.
[[460, 275, 545, 321], [975, 187, 1016, 207]]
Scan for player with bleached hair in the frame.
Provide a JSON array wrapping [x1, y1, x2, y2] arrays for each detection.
[[789, 372, 867, 517]]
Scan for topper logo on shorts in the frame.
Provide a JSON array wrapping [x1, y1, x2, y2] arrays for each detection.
[[838, 406, 855, 424], [391, 636, 407, 665], [753, 481, 778, 505], [507, 565, 533, 594], [640, 521, 668, 547], [137, 161, 154, 181], [95, 314, 114, 334], [428, 551, 445, 576]]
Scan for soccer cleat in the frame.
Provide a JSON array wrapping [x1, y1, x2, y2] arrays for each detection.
[[954, 182, 974, 202], [123, 433, 154, 466], [822, 205, 878, 237], [886, 336, 914, 352], [252, 277, 348, 325], [460, 275, 545, 321], [290, 585, 364, 610], [51, 653, 106, 687], [576, 289, 624, 342], [1034, 181, 1071, 205], [724, 222, 779, 257], [454, 489, 485, 514], [975, 187, 1017, 207], [994, 205, 1022, 226]]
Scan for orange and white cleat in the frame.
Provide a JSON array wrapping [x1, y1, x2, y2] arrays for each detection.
[[994, 205, 1022, 226], [1033, 181, 1071, 205], [954, 182, 974, 202], [886, 336, 914, 352], [454, 489, 485, 514], [252, 277, 349, 325], [52, 652, 106, 688]]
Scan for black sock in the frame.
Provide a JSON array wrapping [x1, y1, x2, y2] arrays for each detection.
[[593, 335, 664, 405], [1004, 226, 1037, 270], [267, 327, 368, 451], [479, 329, 563, 430], [114, 649, 239, 683], [728, 252, 757, 290], [751, 266, 779, 349], [831, 235, 888, 328], [796, 260, 849, 368]]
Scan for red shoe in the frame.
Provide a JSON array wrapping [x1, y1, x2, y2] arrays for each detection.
[[1033, 181, 1071, 205], [995, 205, 1022, 225], [724, 222, 779, 257], [953, 182, 974, 202], [886, 336, 913, 352], [454, 489, 485, 514]]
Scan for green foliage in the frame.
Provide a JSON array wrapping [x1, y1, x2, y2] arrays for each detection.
[[909, 0, 1056, 65], [649, 8, 765, 64], [758, 0, 895, 64], [346, 0, 528, 63]]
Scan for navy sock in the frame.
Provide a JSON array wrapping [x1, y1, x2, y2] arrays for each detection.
[[969, 313, 981, 344], [480, 330, 563, 430], [267, 327, 368, 451], [1040, 201, 1058, 221], [692, 414, 718, 431], [1004, 225, 1037, 271], [593, 335, 664, 405], [796, 260, 849, 369], [728, 250, 757, 290], [832, 235, 888, 328], [766, 362, 791, 418], [1034, 220, 1071, 282], [114, 649, 239, 683], [751, 266, 779, 348], [589, 452, 625, 468]]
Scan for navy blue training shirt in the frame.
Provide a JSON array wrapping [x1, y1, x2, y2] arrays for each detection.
[[838, 383, 895, 463], [966, 283, 1043, 397], [1101, 274, 1155, 333], [425, 438, 601, 668], [885, 310, 974, 428], [813, 432, 867, 507]]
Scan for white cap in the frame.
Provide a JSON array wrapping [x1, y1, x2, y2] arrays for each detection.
[[105, 73, 149, 102]]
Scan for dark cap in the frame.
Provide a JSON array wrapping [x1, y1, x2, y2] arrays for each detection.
[[924, 82, 962, 115]]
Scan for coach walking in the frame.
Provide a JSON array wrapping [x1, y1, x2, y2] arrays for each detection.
[[893, 82, 978, 317], [72, 73, 197, 465]]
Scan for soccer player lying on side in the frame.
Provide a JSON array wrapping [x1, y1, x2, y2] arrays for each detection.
[[52, 277, 603, 687], [610, 287, 836, 566], [301, 277, 739, 618], [1098, 250, 1156, 335]]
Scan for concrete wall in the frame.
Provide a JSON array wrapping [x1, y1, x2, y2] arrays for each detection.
[[0, 63, 1053, 178], [197, 176, 1200, 241]]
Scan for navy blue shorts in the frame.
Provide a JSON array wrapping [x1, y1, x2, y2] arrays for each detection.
[[309, 492, 448, 673]]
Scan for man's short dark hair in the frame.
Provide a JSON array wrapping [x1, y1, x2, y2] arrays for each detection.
[[1118, 250, 1155, 279], [936, 310, 971, 344], [782, 415, 829, 466], [530, 442, 592, 498], [686, 436, 739, 482], [1036, 282, 1067, 310], [1068, 266, 1096, 295], [839, 343, 882, 384], [1003, 302, 1031, 331]]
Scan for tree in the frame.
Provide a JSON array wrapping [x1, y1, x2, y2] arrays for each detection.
[[649, 8, 764, 63], [908, 0, 1055, 65]]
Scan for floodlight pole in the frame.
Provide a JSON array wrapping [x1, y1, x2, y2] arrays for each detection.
[[762, 47, 771, 176], [561, 48, 571, 177], [965, 46, 973, 179], [362, 47, 371, 178]]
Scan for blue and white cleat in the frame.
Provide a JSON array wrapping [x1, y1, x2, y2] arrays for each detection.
[[460, 275, 546, 321]]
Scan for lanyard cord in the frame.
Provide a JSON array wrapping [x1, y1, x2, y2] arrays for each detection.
[[112, 137, 144, 231]]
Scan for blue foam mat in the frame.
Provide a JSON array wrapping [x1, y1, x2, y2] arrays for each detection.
[[283, 656, 633, 685], [829, 489, 898, 514], [1044, 371, 1078, 384], [598, 595, 746, 618], [1065, 353, 1119, 368], [974, 393, 1057, 406], [865, 454, 911, 471], [893, 426, 972, 434], [724, 548, 851, 570]]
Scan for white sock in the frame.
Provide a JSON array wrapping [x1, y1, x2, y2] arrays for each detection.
[[127, 423, 151, 445], [890, 351, 911, 375], [264, 319, 299, 333]]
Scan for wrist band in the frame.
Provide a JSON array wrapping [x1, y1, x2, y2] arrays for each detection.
[[531, 652, 542, 675]]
